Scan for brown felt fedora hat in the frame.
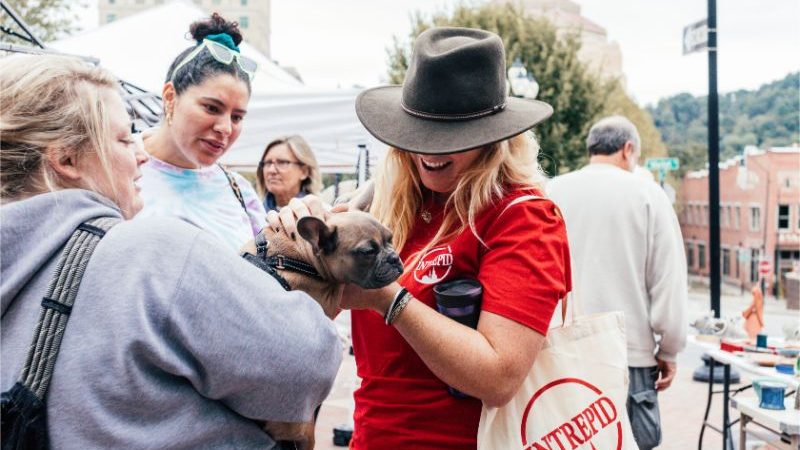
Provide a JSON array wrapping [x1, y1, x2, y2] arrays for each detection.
[[356, 27, 553, 155]]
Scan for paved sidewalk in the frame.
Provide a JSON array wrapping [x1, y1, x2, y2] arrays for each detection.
[[312, 289, 798, 449]]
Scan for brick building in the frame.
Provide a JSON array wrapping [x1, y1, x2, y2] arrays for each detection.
[[678, 146, 800, 297], [494, 0, 624, 81]]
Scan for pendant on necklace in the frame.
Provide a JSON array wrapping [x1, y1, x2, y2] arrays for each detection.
[[421, 210, 432, 223]]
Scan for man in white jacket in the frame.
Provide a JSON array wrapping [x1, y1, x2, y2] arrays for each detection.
[[547, 116, 688, 450]]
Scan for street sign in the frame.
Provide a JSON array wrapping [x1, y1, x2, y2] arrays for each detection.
[[683, 19, 708, 55], [645, 157, 680, 172], [758, 259, 771, 275]]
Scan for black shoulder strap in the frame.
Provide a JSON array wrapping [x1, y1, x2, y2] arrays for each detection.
[[241, 231, 293, 291], [218, 163, 249, 216], [16, 217, 119, 401]]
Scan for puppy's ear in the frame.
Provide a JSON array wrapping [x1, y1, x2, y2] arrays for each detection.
[[297, 216, 338, 255]]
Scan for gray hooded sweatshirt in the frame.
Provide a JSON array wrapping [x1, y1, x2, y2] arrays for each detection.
[[1, 190, 342, 449]]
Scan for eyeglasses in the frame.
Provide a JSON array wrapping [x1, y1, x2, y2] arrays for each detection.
[[260, 159, 304, 171], [171, 39, 258, 82]]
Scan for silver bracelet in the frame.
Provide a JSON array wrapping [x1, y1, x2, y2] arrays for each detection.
[[386, 291, 413, 326], [384, 287, 407, 324]]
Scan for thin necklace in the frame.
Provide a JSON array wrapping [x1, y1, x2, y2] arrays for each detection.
[[421, 209, 432, 223], [422, 191, 447, 223]]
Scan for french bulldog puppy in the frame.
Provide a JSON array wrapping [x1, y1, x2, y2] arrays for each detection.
[[240, 209, 403, 449], [242, 209, 403, 318]]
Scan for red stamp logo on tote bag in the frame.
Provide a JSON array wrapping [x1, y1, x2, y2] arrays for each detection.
[[520, 378, 623, 450]]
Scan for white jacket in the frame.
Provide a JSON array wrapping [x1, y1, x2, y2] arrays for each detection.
[[547, 164, 688, 367]]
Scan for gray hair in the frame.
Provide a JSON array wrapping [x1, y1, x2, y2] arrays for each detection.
[[586, 115, 640, 156]]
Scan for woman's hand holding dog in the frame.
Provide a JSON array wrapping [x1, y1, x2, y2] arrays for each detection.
[[266, 196, 329, 240]]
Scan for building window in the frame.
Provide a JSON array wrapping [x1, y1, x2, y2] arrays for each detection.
[[686, 243, 694, 268], [703, 205, 709, 226], [698, 244, 706, 269], [735, 248, 740, 278], [109, 0, 115, 4], [241, 0, 248, 5], [734, 206, 741, 229], [750, 206, 761, 231], [722, 248, 730, 276], [239, 16, 249, 28], [778, 204, 790, 230], [750, 248, 760, 283], [106, 13, 116, 22]]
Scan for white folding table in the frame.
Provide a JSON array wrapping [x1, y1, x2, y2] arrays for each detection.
[[689, 335, 799, 450]]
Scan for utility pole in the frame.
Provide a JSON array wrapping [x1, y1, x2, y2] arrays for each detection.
[[707, 0, 721, 319]]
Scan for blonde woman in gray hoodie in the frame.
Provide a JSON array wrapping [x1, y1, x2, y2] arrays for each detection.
[[1, 54, 340, 449]]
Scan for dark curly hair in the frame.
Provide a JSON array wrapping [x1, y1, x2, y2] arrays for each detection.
[[165, 13, 251, 94]]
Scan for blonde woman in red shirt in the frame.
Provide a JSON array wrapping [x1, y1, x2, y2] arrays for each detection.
[[269, 27, 572, 449]]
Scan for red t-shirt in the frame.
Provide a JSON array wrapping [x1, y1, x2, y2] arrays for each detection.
[[350, 187, 572, 450]]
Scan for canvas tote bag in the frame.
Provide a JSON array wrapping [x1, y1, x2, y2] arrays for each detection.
[[477, 195, 637, 450]]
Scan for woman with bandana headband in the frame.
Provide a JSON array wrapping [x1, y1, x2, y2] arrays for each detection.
[[135, 13, 267, 251]]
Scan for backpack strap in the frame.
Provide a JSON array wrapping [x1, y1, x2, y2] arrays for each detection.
[[218, 163, 249, 215], [17, 217, 119, 400]]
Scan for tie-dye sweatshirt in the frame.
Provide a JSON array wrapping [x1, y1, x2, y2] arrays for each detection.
[[136, 155, 267, 251]]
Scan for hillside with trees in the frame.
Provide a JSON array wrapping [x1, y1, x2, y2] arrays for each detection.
[[649, 72, 799, 175]]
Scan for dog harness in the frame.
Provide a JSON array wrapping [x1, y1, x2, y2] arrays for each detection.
[[241, 230, 325, 291]]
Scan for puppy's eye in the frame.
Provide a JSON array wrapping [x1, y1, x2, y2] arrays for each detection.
[[354, 241, 379, 256], [355, 247, 378, 256]]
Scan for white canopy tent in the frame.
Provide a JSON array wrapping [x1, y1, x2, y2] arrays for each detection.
[[228, 90, 382, 172], [50, 0, 385, 173]]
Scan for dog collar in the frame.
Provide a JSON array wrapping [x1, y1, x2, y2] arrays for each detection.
[[241, 230, 325, 291]]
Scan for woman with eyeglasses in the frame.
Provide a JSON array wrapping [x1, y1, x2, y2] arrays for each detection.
[[136, 13, 267, 250], [255, 136, 323, 212]]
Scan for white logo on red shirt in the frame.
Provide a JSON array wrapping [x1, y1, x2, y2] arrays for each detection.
[[413, 246, 454, 284]]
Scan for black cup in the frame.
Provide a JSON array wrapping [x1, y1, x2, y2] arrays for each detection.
[[434, 278, 483, 398]]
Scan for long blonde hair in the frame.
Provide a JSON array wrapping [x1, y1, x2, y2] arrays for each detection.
[[370, 132, 545, 259], [0, 55, 119, 201], [255, 135, 323, 197]]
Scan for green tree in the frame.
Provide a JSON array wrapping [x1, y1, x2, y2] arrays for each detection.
[[600, 81, 668, 160], [649, 72, 799, 174], [385, 3, 607, 175], [1, 0, 82, 45]]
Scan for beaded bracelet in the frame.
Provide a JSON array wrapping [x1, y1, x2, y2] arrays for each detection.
[[386, 291, 413, 326]]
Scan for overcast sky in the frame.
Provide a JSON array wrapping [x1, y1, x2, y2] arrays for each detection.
[[79, 0, 799, 106]]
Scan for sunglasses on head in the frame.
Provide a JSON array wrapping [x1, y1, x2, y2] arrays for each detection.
[[171, 39, 258, 82]]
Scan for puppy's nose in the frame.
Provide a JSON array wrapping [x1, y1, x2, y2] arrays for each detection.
[[387, 252, 401, 265]]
